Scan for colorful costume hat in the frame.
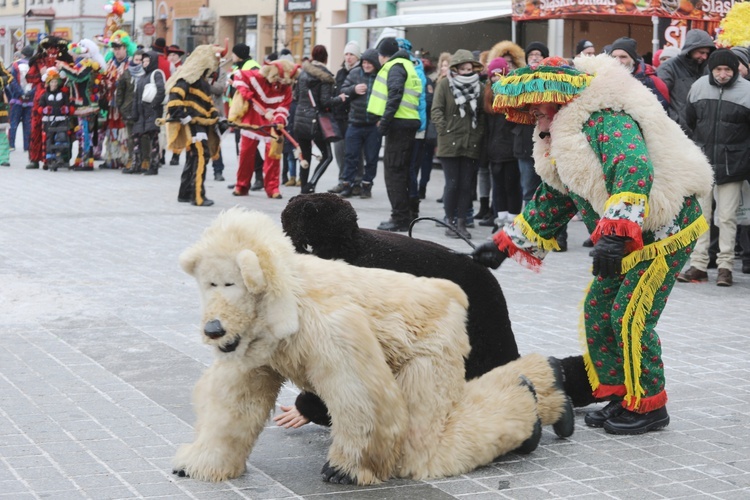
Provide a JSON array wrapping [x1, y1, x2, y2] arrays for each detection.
[[492, 56, 593, 125]]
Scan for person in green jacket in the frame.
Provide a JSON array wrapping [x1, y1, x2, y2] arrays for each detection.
[[431, 49, 485, 239]]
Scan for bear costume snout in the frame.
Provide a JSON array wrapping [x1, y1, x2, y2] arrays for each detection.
[[204, 319, 226, 339]]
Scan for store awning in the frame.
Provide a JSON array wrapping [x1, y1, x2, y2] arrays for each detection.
[[26, 8, 56, 18], [330, 9, 511, 29]]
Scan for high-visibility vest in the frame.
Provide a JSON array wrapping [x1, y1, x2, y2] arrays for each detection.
[[224, 59, 262, 104], [367, 57, 422, 120]]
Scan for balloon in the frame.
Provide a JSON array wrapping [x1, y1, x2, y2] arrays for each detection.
[[103, 4, 113, 12]]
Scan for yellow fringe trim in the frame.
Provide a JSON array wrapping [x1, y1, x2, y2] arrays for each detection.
[[166, 99, 215, 118], [580, 278, 601, 392], [515, 213, 561, 252], [622, 217, 709, 273], [169, 86, 186, 98], [604, 191, 650, 218], [620, 255, 669, 410], [501, 72, 593, 88], [494, 91, 579, 108]]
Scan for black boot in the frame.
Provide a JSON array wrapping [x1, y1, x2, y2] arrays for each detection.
[[476, 197, 490, 220], [339, 182, 353, 198], [409, 197, 420, 222], [603, 406, 669, 435], [360, 182, 372, 199], [584, 400, 625, 428], [514, 375, 541, 455]]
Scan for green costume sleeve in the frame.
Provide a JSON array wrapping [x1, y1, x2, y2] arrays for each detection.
[[493, 181, 577, 269], [583, 110, 653, 249]]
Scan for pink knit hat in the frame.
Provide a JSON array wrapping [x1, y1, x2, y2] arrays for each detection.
[[487, 57, 509, 76]]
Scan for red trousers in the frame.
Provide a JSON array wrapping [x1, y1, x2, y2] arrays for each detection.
[[236, 136, 280, 196], [30, 102, 44, 162]]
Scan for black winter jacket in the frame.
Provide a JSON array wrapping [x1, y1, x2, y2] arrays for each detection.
[[293, 61, 344, 141], [685, 75, 750, 185], [512, 124, 534, 160], [485, 111, 516, 163], [657, 29, 714, 128], [334, 64, 351, 126], [131, 51, 164, 135], [341, 64, 379, 126]]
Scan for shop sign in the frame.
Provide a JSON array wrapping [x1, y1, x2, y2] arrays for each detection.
[[25, 29, 40, 42], [285, 0, 316, 12], [51, 28, 71, 40], [512, 0, 740, 21], [190, 24, 215, 36]]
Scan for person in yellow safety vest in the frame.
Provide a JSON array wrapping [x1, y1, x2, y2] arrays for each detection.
[[225, 43, 265, 191], [367, 37, 422, 232]]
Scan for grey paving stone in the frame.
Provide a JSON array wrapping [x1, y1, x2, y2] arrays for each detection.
[[2, 142, 749, 499]]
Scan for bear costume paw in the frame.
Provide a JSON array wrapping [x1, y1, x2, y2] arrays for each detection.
[[321, 461, 356, 484], [513, 375, 542, 455]]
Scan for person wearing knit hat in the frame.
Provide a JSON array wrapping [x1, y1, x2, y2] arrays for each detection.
[[658, 46, 679, 65], [575, 39, 595, 57], [609, 37, 640, 69], [232, 43, 250, 61], [487, 57, 509, 76], [657, 29, 715, 128], [333, 47, 383, 199], [607, 37, 669, 111], [475, 54, 714, 434], [730, 46, 749, 78], [327, 40, 363, 194], [482, 56, 522, 234], [524, 41, 549, 68], [682, 48, 750, 286], [377, 37, 400, 59], [368, 36, 422, 232], [343, 40, 361, 59]]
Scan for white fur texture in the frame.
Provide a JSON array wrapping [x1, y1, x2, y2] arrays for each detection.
[[173, 208, 566, 484], [533, 54, 714, 231]]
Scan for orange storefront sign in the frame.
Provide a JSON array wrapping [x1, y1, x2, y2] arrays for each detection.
[[51, 28, 72, 40], [512, 0, 741, 21]]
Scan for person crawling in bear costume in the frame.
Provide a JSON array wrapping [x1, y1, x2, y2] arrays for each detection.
[[274, 193, 595, 429]]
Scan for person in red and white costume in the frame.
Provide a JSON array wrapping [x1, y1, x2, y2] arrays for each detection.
[[229, 59, 299, 198]]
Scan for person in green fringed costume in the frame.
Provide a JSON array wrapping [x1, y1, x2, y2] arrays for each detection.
[[472, 55, 714, 435]]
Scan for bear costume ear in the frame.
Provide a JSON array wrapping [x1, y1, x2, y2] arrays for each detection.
[[236, 249, 266, 292], [236, 249, 299, 340], [179, 246, 201, 276]]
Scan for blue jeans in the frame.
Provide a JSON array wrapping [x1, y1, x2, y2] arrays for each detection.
[[409, 138, 434, 198], [343, 123, 381, 185], [517, 157, 541, 203], [9, 104, 32, 151]]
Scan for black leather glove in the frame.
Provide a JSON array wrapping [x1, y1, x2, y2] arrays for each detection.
[[472, 242, 507, 269], [591, 235, 628, 278]]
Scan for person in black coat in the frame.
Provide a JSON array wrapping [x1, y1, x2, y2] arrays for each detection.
[[327, 40, 361, 193], [292, 44, 347, 193], [484, 58, 522, 228], [125, 50, 164, 174], [337, 48, 382, 198]]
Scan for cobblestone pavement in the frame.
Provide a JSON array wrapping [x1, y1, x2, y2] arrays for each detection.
[[2, 140, 749, 500]]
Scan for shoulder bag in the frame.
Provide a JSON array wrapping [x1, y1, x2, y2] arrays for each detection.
[[308, 89, 342, 142]]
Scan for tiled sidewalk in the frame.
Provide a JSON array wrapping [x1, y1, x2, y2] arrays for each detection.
[[1, 142, 749, 499]]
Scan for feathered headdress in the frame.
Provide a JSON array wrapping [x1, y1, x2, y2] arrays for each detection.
[[492, 56, 593, 124]]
